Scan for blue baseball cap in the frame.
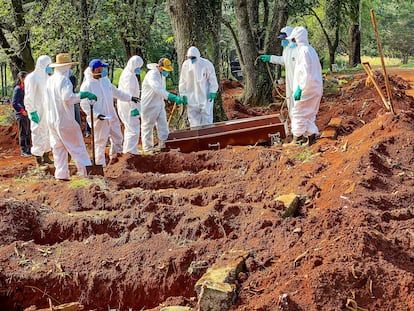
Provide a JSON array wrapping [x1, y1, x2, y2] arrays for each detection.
[[89, 59, 109, 70]]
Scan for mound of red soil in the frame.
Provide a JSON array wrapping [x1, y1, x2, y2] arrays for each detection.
[[0, 69, 413, 311]]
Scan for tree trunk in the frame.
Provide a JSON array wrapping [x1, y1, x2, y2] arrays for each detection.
[[167, 0, 226, 122], [348, 0, 361, 67], [2, 0, 35, 78], [349, 25, 361, 67], [77, 0, 90, 86], [266, 0, 288, 79], [235, 0, 272, 106], [312, 8, 339, 71]]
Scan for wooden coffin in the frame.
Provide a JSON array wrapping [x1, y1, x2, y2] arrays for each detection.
[[165, 114, 287, 153]]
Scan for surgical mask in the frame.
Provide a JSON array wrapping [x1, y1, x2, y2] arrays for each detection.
[[191, 58, 197, 64], [281, 39, 289, 47], [101, 69, 108, 77], [45, 67, 53, 74], [162, 71, 169, 77], [290, 42, 297, 48], [134, 68, 141, 75]]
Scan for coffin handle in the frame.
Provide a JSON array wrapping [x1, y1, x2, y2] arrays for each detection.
[[208, 142, 221, 150]]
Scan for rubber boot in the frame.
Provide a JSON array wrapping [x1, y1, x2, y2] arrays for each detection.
[[43, 152, 54, 164], [285, 135, 304, 146], [303, 134, 316, 147], [35, 156, 43, 166]]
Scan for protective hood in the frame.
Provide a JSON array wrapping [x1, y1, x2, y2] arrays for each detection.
[[286, 26, 309, 45], [83, 67, 94, 81], [187, 46, 201, 59], [280, 26, 293, 38], [146, 63, 158, 71], [126, 55, 144, 72], [35, 55, 52, 72]]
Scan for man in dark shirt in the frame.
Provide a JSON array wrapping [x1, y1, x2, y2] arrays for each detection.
[[12, 71, 31, 157]]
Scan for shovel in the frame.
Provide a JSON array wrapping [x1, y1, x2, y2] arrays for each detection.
[[86, 100, 104, 176]]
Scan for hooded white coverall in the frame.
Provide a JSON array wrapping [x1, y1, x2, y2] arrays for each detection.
[[288, 26, 323, 138], [269, 26, 297, 120], [140, 64, 169, 152], [45, 66, 91, 179], [25, 55, 52, 157], [179, 46, 219, 127], [80, 68, 131, 166], [117, 56, 144, 154]]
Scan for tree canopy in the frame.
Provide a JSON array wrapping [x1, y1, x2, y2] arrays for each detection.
[[0, 0, 412, 105]]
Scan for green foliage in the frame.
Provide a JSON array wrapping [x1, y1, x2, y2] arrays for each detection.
[[293, 148, 316, 162], [400, 63, 414, 68]]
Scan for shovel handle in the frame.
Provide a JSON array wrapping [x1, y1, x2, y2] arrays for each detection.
[[168, 101, 177, 127], [88, 99, 97, 165]]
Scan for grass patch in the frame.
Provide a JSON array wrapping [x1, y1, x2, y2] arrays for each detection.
[[399, 63, 414, 68], [68, 176, 107, 189], [293, 148, 316, 162], [68, 177, 93, 188]]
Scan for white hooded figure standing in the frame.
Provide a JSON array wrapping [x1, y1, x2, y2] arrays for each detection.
[[117, 55, 144, 155], [259, 26, 297, 121], [45, 53, 96, 180], [80, 59, 137, 166], [179, 46, 219, 127], [25, 55, 54, 166], [286, 26, 323, 145]]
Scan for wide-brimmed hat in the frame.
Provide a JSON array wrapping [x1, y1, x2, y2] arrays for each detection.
[[49, 53, 79, 68], [158, 58, 173, 71]]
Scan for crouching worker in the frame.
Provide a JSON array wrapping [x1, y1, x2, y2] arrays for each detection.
[[141, 58, 185, 153], [45, 53, 97, 180]]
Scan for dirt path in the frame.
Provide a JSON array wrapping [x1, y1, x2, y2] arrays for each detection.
[[0, 68, 413, 311]]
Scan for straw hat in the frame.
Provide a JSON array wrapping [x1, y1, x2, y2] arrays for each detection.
[[49, 53, 79, 68]]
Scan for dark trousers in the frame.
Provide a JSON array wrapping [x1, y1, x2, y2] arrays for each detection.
[[16, 114, 31, 153], [74, 103, 81, 125]]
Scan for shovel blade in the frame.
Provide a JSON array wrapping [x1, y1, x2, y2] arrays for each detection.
[[86, 165, 104, 176]]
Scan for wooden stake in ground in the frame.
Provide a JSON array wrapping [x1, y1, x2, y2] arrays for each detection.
[[370, 9, 395, 115]]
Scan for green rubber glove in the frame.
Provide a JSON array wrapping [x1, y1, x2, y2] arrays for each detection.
[[167, 93, 182, 104], [208, 92, 217, 100], [131, 108, 140, 116], [182, 95, 188, 106], [30, 111, 40, 124], [80, 91, 97, 101], [293, 86, 302, 101], [259, 55, 271, 62]]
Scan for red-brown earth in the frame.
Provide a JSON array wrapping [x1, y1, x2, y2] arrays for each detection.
[[0, 68, 413, 311]]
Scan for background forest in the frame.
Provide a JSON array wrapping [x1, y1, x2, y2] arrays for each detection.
[[0, 0, 413, 111]]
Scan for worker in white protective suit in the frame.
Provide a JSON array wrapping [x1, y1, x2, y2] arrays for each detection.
[[258, 26, 297, 122], [285, 26, 322, 146], [25, 55, 54, 167], [117, 55, 144, 154], [179, 46, 219, 127], [141, 58, 185, 152], [80, 59, 140, 166], [45, 53, 97, 180]]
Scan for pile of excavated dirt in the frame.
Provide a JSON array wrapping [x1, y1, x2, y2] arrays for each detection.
[[0, 68, 413, 311]]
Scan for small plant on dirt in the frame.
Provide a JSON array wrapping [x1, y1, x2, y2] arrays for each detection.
[[18, 255, 31, 267], [293, 148, 316, 162], [68, 176, 107, 190]]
